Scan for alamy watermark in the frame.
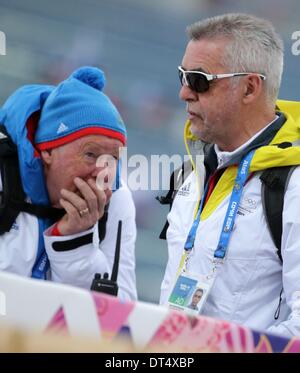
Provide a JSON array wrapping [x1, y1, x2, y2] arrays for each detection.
[[0, 290, 6, 316], [0, 31, 6, 55], [95, 147, 205, 193], [291, 31, 300, 56]]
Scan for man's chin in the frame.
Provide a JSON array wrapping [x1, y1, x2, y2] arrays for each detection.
[[190, 124, 207, 141]]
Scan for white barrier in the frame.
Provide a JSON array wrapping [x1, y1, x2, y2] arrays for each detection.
[[1, 270, 299, 352]]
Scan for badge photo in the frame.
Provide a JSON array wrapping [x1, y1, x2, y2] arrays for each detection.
[[168, 274, 211, 315]]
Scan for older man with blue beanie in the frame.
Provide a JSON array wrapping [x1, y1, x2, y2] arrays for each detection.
[[0, 66, 137, 301]]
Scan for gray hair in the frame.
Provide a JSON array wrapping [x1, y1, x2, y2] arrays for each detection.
[[187, 13, 284, 103]]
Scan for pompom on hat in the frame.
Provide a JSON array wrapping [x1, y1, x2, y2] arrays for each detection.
[[35, 66, 126, 150]]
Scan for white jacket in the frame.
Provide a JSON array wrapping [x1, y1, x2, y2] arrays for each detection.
[[160, 100, 300, 337], [0, 180, 137, 301]]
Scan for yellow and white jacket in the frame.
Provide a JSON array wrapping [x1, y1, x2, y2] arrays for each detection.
[[160, 100, 300, 337]]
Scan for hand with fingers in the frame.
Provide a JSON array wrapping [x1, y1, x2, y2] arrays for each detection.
[[57, 177, 112, 236]]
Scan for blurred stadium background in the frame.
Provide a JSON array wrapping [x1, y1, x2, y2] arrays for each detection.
[[0, 0, 299, 303]]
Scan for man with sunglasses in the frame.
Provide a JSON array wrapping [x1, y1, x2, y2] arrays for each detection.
[[160, 13, 300, 337]]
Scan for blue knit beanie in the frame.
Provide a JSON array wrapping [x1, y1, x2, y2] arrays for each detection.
[[35, 66, 126, 150]]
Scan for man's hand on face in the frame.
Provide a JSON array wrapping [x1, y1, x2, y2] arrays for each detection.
[[57, 177, 112, 236]]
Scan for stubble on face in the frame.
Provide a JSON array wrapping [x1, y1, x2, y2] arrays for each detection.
[[189, 94, 240, 146]]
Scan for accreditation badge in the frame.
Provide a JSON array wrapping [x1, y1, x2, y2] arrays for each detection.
[[167, 272, 215, 316]]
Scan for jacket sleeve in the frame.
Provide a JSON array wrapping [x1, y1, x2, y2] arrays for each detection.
[[267, 166, 300, 337], [44, 182, 137, 301]]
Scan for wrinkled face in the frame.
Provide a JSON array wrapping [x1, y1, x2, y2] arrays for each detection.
[[192, 290, 203, 306], [179, 38, 243, 148], [41, 135, 123, 207]]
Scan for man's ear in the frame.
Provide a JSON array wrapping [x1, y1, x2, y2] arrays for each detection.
[[40, 149, 53, 165], [242, 74, 263, 104]]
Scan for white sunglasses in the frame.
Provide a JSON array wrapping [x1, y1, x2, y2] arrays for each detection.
[[178, 66, 266, 93]]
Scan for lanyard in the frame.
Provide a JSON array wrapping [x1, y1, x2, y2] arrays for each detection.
[[214, 150, 254, 259], [31, 218, 50, 279], [183, 150, 255, 264]]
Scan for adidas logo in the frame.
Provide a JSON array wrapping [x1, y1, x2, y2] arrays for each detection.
[[177, 182, 191, 197], [181, 182, 191, 193], [57, 122, 69, 134]]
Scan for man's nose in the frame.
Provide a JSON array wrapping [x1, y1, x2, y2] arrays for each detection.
[[179, 84, 198, 102], [90, 162, 106, 178]]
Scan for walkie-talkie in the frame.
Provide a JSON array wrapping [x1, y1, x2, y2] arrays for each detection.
[[90, 220, 122, 296]]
